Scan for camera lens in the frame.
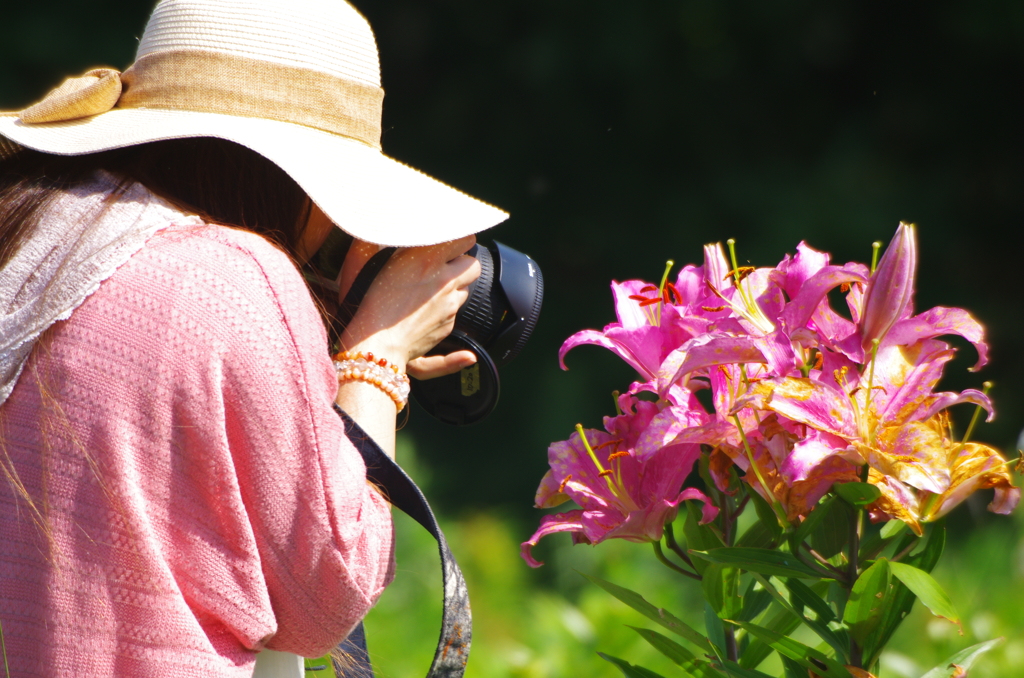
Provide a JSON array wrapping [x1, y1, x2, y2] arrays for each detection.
[[411, 241, 543, 424]]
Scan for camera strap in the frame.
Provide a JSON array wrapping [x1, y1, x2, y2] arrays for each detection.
[[331, 406, 472, 678], [324, 247, 471, 677]]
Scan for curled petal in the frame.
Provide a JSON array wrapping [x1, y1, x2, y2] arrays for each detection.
[[678, 488, 720, 524], [989, 486, 1021, 515], [658, 334, 766, 395], [781, 265, 868, 331], [885, 306, 989, 371], [521, 510, 586, 567], [559, 329, 623, 370], [918, 389, 995, 424], [927, 442, 1019, 520]]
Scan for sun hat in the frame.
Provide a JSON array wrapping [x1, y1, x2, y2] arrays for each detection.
[[0, 0, 507, 247]]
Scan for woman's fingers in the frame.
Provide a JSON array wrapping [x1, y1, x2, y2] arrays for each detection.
[[407, 350, 478, 380]]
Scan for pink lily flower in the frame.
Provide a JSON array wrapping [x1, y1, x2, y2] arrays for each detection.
[[521, 397, 719, 567]]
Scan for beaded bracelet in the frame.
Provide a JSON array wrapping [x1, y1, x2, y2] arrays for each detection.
[[333, 351, 411, 412]]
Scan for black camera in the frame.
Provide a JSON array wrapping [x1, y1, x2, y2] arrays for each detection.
[[308, 235, 543, 425], [411, 241, 543, 425]]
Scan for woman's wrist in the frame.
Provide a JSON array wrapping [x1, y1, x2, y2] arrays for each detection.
[[332, 349, 411, 412]]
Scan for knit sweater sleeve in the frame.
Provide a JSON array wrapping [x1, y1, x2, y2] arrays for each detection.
[[143, 224, 395, 656]]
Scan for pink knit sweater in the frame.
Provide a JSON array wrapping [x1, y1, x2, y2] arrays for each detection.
[[0, 221, 395, 676]]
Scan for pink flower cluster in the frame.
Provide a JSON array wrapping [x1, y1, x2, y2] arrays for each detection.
[[522, 224, 1019, 567]]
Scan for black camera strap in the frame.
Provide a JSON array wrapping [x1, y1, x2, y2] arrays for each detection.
[[331, 406, 472, 678], [326, 247, 471, 677]]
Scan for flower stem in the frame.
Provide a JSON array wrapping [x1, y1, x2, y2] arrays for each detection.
[[732, 415, 790, 530], [847, 498, 864, 668], [958, 381, 993, 451], [0, 616, 8, 678], [664, 522, 696, 570], [652, 540, 701, 580]]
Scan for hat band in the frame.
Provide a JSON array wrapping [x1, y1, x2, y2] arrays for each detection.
[[120, 50, 384, 149], [11, 51, 385, 150]]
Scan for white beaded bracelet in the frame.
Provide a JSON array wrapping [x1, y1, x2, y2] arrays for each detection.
[[333, 351, 411, 412]]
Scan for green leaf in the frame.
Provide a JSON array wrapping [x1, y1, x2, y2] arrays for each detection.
[[827, 580, 847, 622], [684, 501, 726, 575], [858, 519, 907, 561], [842, 558, 892, 644], [737, 603, 800, 669], [920, 638, 1004, 678], [628, 627, 717, 678], [747, 484, 784, 538], [730, 620, 850, 678], [880, 519, 906, 539], [834, 481, 882, 506], [703, 564, 743, 620], [737, 579, 772, 622], [597, 652, 670, 678], [809, 496, 852, 559], [780, 656, 806, 678], [750, 574, 847, 661], [862, 523, 946, 667], [690, 548, 828, 580], [889, 561, 961, 630], [704, 601, 727, 655], [735, 518, 777, 549], [792, 495, 837, 547], [580, 572, 712, 653], [714, 659, 777, 678], [783, 578, 835, 623]]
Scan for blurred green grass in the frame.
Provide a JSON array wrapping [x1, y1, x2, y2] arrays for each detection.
[[363, 435, 1023, 678]]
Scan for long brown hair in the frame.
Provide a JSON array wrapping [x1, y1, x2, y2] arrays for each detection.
[[0, 137, 312, 266]]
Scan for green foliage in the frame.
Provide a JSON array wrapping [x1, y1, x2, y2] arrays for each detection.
[[690, 548, 825, 580], [598, 653, 670, 678], [843, 559, 892, 644], [919, 639, 1004, 678]]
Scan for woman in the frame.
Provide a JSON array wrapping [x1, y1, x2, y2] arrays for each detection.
[[0, 0, 506, 675]]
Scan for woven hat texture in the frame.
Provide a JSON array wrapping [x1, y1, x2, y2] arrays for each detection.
[[0, 0, 507, 246]]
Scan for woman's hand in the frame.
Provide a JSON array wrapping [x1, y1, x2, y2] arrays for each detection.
[[338, 235, 481, 375]]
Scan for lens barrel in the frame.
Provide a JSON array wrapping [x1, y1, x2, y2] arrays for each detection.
[[410, 241, 543, 425]]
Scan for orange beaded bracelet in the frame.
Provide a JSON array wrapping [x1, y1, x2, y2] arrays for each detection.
[[332, 351, 411, 411]]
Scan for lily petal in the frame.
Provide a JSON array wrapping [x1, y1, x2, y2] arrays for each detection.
[[781, 265, 868, 332], [885, 306, 989, 371], [658, 334, 766, 395], [521, 509, 586, 567]]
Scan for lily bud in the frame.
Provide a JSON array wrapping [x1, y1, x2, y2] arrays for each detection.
[[860, 222, 917, 351]]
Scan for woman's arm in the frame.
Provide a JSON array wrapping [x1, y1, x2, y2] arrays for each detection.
[[333, 235, 481, 459]]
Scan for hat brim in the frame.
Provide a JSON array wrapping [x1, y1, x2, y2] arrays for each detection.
[[0, 109, 507, 247]]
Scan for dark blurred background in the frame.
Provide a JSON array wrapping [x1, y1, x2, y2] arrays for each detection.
[[4, 0, 1022, 533]]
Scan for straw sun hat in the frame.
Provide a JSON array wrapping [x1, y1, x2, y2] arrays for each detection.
[[0, 0, 507, 246]]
